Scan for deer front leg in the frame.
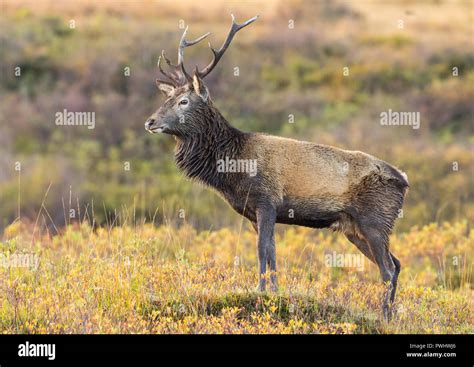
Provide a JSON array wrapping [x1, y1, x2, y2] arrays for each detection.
[[251, 218, 277, 291], [267, 228, 278, 291], [255, 205, 276, 292]]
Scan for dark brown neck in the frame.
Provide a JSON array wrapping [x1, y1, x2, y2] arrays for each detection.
[[174, 106, 248, 190]]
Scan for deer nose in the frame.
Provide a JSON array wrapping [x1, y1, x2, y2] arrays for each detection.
[[145, 118, 155, 130]]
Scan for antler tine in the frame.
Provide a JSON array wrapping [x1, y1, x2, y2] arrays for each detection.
[[198, 14, 258, 79], [177, 27, 210, 65], [157, 28, 209, 86], [177, 26, 210, 81], [157, 51, 180, 85], [161, 50, 173, 66]]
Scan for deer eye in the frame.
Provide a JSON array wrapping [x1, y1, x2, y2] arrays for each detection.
[[179, 99, 189, 106]]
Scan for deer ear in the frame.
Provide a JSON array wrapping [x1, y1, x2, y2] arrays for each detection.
[[156, 79, 175, 97], [192, 73, 209, 102]]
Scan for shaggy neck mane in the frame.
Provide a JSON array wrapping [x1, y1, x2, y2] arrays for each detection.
[[174, 102, 248, 192]]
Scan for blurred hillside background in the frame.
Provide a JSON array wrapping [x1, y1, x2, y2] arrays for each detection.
[[0, 0, 473, 233]]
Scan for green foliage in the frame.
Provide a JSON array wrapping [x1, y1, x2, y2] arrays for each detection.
[[0, 1, 473, 232]]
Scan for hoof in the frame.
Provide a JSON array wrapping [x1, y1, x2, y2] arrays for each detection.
[[257, 280, 266, 292], [383, 304, 393, 322], [269, 282, 278, 293]]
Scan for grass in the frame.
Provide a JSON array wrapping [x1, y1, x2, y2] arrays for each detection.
[[0, 220, 472, 333]]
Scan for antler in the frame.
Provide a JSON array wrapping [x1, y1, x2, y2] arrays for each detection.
[[157, 14, 258, 85], [157, 26, 210, 85], [197, 14, 258, 79]]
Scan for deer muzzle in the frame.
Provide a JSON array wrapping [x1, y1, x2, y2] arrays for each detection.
[[145, 116, 167, 134]]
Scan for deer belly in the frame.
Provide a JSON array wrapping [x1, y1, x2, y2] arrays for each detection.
[[275, 196, 343, 228]]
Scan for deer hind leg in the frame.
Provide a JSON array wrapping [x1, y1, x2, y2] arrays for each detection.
[[359, 226, 397, 321], [345, 229, 401, 314], [389, 252, 401, 304], [348, 176, 405, 321], [339, 214, 376, 264], [345, 232, 376, 265]]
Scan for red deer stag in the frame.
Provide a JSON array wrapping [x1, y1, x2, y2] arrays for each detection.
[[145, 15, 409, 320]]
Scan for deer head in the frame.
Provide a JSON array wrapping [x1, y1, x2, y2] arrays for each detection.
[[145, 14, 258, 137]]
